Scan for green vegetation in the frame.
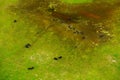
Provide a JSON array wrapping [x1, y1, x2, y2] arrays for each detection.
[[0, 0, 120, 80]]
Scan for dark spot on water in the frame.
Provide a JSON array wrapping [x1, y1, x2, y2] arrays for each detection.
[[58, 56, 62, 59], [82, 36, 86, 39], [54, 57, 58, 60], [25, 43, 31, 48], [13, 20, 17, 23], [28, 66, 34, 70], [54, 56, 62, 60], [48, 7, 55, 12]]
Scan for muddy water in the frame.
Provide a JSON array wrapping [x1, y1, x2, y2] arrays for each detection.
[[9, 0, 120, 48]]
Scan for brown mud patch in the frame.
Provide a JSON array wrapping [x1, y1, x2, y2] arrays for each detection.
[[9, 0, 120, 48]]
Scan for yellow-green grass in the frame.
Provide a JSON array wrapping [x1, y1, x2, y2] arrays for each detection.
[[0, 0, 120, 80]]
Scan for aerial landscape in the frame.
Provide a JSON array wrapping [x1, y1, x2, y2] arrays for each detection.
[[0, 0, 120, 80]]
